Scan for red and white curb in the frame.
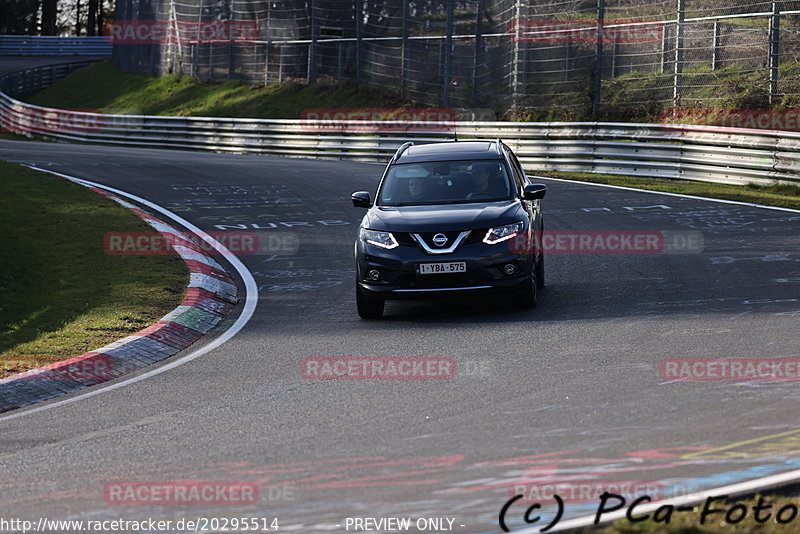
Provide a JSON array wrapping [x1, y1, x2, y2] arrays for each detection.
[[0, 187, 239, 414]]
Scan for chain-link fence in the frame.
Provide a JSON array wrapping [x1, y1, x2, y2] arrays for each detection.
[[111, 0, 800, 120]]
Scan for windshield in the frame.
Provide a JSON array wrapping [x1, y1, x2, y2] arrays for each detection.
[[377, 160, 514, 206]]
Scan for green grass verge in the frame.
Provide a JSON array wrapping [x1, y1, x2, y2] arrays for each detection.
[[0, 161, 188, 378], [537, 171, 800, 211], [24, 60, 411, 118], [0, 131, 38, 142], [572, 494, 800, 533], [515, 61, 800, 122]]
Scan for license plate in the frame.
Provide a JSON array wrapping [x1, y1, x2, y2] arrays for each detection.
[[417, 262, 466, 275]]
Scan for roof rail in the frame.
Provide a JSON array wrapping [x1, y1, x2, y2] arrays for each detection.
[[391, 141, 414, 163], [494, 138, 504, 155]]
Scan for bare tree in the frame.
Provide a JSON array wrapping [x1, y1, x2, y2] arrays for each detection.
[[41, 0, 58, 34]]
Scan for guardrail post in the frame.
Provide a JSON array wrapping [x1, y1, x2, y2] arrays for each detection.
[[593, 0, 605, 116], [472, 0, 484, 104], [443, 0, 454, 107], [711, 21, 721, 71], [673, 0, 685, 107], [769, 0, 781, 105]]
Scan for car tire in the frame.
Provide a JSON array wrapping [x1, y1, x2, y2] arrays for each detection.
[[356, 282, 385, 319], [515, 268, 538, 308], [535, 253, 545, 288]]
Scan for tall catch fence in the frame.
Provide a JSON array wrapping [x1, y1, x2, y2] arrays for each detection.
[[111, 1, 800, 119]]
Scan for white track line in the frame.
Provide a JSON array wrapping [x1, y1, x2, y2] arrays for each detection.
[[532, 175, 800, 214], [0, 167, 259, 424]]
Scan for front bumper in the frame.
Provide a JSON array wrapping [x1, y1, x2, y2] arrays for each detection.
[[356, 238, 535, 300]]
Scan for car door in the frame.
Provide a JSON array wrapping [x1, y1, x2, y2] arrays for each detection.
[[505, 147, 543, 258]]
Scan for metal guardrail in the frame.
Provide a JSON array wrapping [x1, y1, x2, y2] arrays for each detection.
[[0, 35, 112, 56], [1, 60, 798, 187]]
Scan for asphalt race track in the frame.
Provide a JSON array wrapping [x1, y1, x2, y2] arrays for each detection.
[[1, 124, 800, 530]]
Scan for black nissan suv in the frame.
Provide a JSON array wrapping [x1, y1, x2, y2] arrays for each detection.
[[351, 139, 547, 319]]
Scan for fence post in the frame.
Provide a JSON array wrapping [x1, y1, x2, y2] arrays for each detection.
[[265, 0, 271, 84], [673, 0, 685, 107], [308, 0, 318, 83], [195, 0, 203, 81], [593, 0, 605, 116], [511, 0, 522, 109], [207, 41, 212, 80], [472, 0, 484, 103], [711, 21, 720, 71], [443, 0, 454, 106], [355, 0, 363, 83], [338, 42, 345, 80], [402, 0, 409, 91], [228, 0, 235, 79], [279, 46, 285, 82], [565, 35, 574, 80], [611, 33, 620, 78], [769, 0, 781, 105], [660, 24, 669, 74]]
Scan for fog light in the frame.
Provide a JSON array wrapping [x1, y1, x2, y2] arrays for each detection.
[[368, 269, 381, 281], [503, 264, 516, 275]]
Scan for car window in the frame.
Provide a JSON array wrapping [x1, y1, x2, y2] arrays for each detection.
[[506, 149, 527, 190], [378, 160, 513, 206]]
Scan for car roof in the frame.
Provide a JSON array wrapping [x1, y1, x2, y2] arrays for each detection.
[[394, 141, 503, 164]]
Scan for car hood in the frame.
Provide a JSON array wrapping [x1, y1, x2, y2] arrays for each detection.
[[365, 201, 523, 233]]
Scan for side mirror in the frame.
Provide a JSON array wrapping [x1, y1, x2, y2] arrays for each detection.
[[522, 184, 547, 201], [351, 191, 372, 208]]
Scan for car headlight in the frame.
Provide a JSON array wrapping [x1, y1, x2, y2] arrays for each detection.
[[483, 221, 524, 245], [360, 228, 399, 249]]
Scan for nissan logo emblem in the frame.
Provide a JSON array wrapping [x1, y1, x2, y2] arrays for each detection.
[[432, 233, 448, 247]]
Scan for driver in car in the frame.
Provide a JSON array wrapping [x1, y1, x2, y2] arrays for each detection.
[[407, 176, 425, 202], [467, 163, 504, 200]]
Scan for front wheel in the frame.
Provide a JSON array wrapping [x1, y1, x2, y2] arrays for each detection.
[[356, 283, 385, 319], [535, 253, 545, 288], [514, 269, 538, 308]]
